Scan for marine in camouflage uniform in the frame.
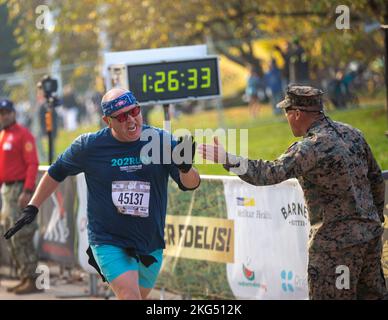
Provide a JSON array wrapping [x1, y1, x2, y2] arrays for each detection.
[[222, 86, 387, 299]]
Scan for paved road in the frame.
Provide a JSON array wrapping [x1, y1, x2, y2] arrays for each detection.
[[0, 268, 182, 300]]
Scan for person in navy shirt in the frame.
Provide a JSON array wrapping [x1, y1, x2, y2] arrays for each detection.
[[4, 88, 200, 300]]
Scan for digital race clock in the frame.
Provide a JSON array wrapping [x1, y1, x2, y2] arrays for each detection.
[[126, 57, 221, 105]]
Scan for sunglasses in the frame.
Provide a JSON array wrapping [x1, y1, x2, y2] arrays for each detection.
[[110, 105, 141, 122]]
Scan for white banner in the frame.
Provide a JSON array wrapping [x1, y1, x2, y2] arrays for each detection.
[[223, 178, 310, 300], [76, 173, 98, 274]]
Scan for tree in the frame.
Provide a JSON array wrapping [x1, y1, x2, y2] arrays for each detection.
[[0, 3, 19, 75], [103, 0, 386, 79], [52, 1, 100, 90], [1, 0, 52, 70], [2, 0, 387, 92], [1, 0, 101, 91]]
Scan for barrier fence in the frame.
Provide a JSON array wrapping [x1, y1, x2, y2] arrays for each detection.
[[0, 168, 387, 299]]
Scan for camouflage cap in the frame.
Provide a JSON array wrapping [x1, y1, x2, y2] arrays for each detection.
[[276, 85, 324, 111]]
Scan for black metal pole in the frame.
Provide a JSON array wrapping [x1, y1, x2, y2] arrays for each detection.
[[45, 98, 54, 164], [163, 103, 171, 133], [48, 129, 53, 164], [163, 104, 170, 121]]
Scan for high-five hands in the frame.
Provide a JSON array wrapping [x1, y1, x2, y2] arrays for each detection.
[[198, 136, 227, 164]]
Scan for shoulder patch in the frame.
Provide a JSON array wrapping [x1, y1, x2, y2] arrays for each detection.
[[25, 141, 33, 152]]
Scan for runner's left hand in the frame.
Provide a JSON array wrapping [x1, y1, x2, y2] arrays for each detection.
[[173, 135, 196, 173]]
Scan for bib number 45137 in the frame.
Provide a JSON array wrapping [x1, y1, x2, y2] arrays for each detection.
[[117, 192, 144, 206], [112, 180, 151, 217]]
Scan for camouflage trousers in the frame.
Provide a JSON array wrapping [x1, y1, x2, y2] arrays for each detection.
[[0, 182, 38, 280], [308, 236, 387, 300]]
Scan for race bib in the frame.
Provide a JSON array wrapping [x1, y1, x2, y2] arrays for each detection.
[[112, 181, 150, 217]]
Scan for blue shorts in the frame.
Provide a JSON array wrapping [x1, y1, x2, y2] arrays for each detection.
[[90, 244, 163, 288]]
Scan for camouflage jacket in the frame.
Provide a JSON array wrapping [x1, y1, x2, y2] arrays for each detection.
[[224, 116, 385, 251]]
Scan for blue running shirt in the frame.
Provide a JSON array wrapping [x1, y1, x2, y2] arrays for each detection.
[[48, 125, 189, 254]]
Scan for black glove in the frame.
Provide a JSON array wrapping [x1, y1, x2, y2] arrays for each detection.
[[4, 205, 38, 239], [173, 135, 196, 173]]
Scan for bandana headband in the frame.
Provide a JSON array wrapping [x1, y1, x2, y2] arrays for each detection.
[[101, 91, 138, 116]]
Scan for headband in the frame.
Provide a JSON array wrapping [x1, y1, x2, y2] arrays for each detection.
[[101, 91, 138, 116]]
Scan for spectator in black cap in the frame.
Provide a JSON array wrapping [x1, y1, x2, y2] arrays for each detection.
[[0, 99, 15, 129]]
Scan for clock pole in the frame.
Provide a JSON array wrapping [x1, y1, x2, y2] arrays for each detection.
[[163, 103, 171, 133]]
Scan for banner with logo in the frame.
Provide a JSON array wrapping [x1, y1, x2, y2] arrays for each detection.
[[164, 215, 234, 263], [223, 178, 310, 300], [38, 174, 77, 266]]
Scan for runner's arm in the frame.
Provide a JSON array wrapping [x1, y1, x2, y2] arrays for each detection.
[[28, 172, 60, 208], [179, 167, 200, 190]]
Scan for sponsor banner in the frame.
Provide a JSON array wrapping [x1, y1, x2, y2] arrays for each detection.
[[38, 173, 76, 265], [76, 173, 99, 274], [164, 215, 234, 263], [223, 178, 310, 300]]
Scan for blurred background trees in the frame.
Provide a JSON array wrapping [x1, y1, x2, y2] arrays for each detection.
[[0, 0, 386, 100]]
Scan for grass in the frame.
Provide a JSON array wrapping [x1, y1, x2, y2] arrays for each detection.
[[49, 100, 388, 175]]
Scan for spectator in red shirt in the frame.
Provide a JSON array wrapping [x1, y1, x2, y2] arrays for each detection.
[[0, 98, 40, 295]]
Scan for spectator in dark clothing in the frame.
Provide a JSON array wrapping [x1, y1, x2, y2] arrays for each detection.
[[275, 38, 310, 85], [61, 85, 79, 131], [265, 59, 283, 115], [274, 42, 291, 84], [327, 70, 347, 109], [246, 65, 264, 118], [289, 38, 310, 84]]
